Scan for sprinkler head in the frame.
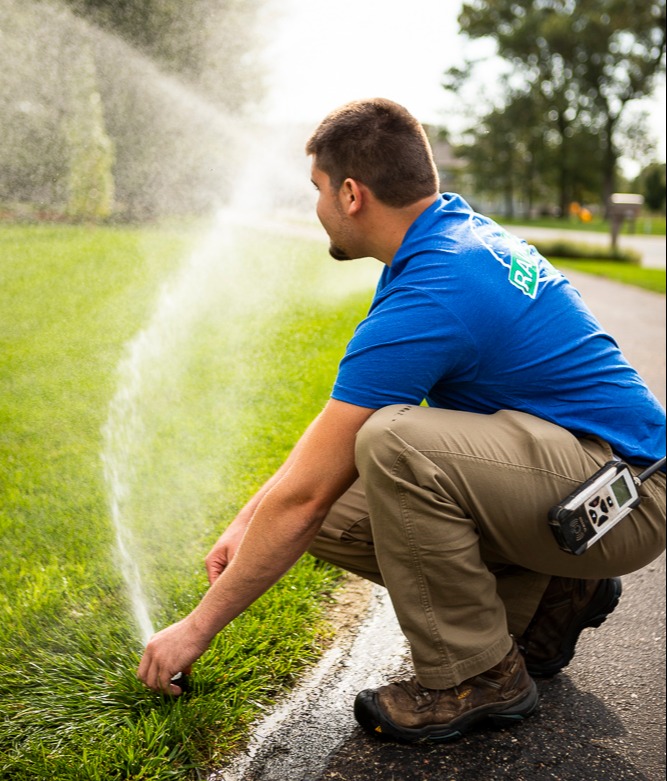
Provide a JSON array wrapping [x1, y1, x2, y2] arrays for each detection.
[[170, 671, 190, 695]]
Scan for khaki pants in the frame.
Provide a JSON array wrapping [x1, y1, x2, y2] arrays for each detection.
[[308, 405, 666, 688]]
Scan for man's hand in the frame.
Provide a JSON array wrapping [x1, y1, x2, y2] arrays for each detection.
[[137, 616, 211, 695], [205, 519, 247, 585]]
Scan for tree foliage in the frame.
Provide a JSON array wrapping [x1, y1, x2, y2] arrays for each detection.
[[64, 44, 115, 220], [635, 162, 666, 211], [450, 0, 666, 214], [62, 0, 266, 112], [0, 0, 267, 220]]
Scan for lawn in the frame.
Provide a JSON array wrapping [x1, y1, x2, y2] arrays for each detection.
[[554, 259, 666, 294], [0, 220, 374, 780], [496, 212, 666, 236]]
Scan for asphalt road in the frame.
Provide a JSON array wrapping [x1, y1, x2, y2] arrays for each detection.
[[213, 254, 666, 781]]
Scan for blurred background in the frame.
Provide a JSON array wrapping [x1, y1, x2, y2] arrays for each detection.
[[0, 0, 664, 224]]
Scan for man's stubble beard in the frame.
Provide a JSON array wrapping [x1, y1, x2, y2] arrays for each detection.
[[329, 243, 353, 261]]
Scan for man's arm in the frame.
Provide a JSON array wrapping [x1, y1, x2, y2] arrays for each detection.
[[203, 445, 300, 584], [137, 398, 376, 693]]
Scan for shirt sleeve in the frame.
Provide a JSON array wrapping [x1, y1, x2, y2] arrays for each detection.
[[331, 286, 478, 408]]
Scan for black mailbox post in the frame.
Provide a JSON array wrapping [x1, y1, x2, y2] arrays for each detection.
[[608, 193, 644, 251]]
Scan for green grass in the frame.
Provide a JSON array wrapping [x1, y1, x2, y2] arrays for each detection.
[[496, 213, 666, 235], [0, 221, 373, 780], [554, 259, 666, 294]]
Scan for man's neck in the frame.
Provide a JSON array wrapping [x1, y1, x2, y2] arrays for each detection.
[[370, 193, 439, 266]]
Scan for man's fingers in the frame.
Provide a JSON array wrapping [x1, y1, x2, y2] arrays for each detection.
[[136, 654, 150, 684], [137, 651, 172, 694], [206, 559, 225, 585], [150, 667, 180, 696]]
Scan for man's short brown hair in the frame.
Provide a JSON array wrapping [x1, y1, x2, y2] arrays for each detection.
[[305, 98, 439, 208]]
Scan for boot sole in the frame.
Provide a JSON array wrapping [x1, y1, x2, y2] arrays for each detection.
[[354, 678, 539, 744], [526, 577, 623, 678]]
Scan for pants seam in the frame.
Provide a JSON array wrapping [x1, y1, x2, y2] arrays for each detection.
[[390, 447, 454, 676], [417, 448, 584, 485]]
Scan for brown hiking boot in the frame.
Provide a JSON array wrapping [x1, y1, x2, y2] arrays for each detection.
[[354, 640, 538, 743], [518, 577, 622, 678]]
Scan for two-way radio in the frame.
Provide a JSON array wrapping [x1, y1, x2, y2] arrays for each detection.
[[549, 457, 666, 555]]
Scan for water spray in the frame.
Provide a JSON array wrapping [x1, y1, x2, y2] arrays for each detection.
[[68, 0, 353, 697], [101, 210, 244, 688]]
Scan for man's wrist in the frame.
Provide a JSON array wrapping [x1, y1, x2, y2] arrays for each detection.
[[186, 604, 225, 646]]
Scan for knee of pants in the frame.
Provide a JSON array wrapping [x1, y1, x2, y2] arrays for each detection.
[[354, 404, 416, 476]]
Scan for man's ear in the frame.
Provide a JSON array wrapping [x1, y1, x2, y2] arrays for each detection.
[[339, 178, 364, 216]]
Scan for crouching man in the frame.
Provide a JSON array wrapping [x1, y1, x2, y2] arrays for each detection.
[[138, 98, 665, 744]]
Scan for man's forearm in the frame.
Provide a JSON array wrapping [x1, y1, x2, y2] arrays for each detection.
[[192, 488, 328, 640]]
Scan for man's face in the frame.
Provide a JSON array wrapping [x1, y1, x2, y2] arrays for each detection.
[[310, 160, 354, 261]]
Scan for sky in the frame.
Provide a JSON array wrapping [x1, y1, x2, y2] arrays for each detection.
[[261, 0, 666, 165]]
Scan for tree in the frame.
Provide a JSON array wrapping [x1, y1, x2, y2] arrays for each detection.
[[63, 0, 266, 112], [0, 0, 267, 219], [635, 162, 666, 211], [64, 44, 114, 220], [453, 0, 666, 211], [452, 80, 605, 217], [456, 89, 549, 218]]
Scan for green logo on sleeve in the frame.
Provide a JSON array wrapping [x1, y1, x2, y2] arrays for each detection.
[[509, 250, 539, 298]]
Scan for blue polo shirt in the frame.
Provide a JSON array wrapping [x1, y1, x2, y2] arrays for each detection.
[[332, 193, 666, 467]]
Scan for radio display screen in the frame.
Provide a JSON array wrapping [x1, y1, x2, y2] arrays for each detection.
[[611, 476, 632, 505]]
